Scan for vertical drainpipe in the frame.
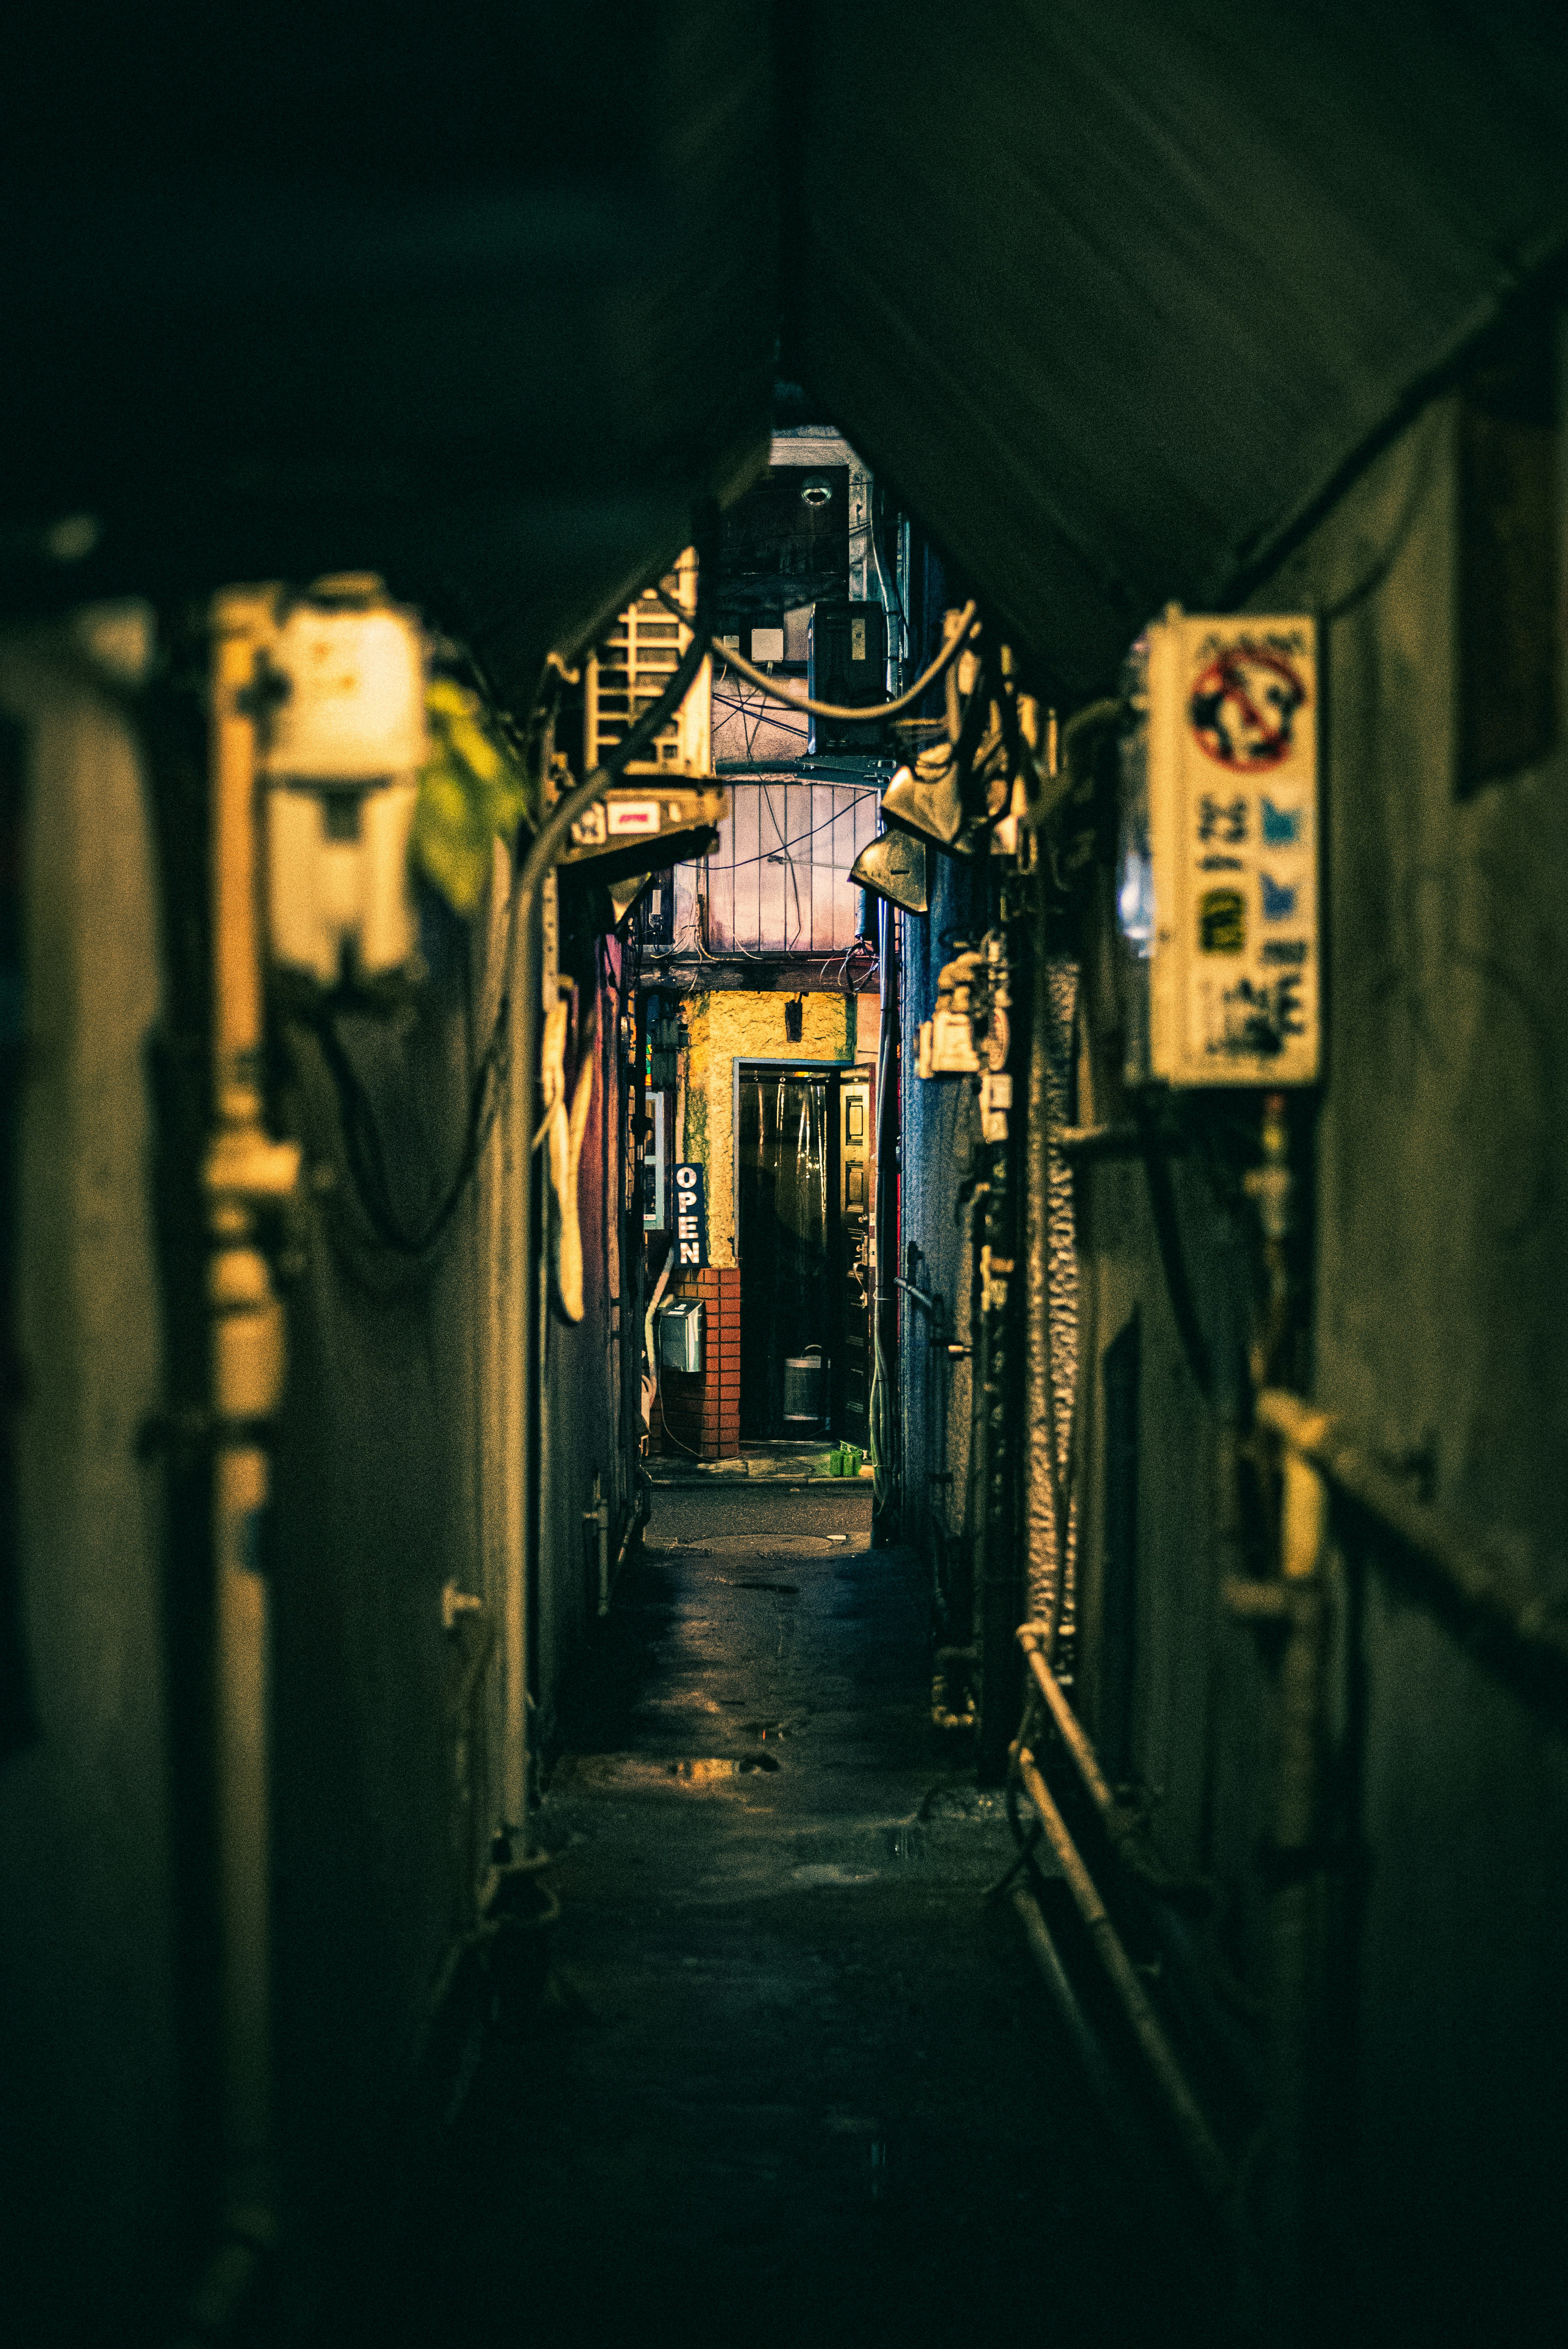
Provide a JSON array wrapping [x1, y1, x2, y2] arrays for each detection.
[[501, 884, 530, 1837], [1267, 1445, 1329, 2334], [190, 590, 302, 2324]]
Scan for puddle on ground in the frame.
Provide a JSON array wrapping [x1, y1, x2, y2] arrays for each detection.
[[633, 1694, 725, 1716], [718, 1577, 800, 1594], [558, 1754, 781, 1792], [698, 1534, 857, 1558], [791, 1862, 879, 1886]]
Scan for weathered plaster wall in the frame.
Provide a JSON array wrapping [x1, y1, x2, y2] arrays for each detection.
[[0, 628, 184, 2344], [682, 990, 853, 1267]]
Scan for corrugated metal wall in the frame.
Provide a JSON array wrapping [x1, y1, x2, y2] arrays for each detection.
[[675, 779, 880, 956]]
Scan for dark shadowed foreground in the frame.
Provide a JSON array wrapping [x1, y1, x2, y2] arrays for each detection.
[[328, 1481, 1210, 2349]]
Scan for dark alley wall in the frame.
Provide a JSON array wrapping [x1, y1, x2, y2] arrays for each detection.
[[0, 624, 632, 2338], [1265, 375, 1568, 2322], [887, 313, 1568, 2331], [1064, 360, 1568, 2328]]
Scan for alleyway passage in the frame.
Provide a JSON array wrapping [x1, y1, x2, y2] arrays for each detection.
[[335, 1484, 1211, 2348]]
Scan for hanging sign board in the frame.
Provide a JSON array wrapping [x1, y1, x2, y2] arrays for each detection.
[[1126, 611, 1320, 1087], [674, 1164, 708, 1267]]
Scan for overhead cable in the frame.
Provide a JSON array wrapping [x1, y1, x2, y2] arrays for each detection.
[[655, 584, 978, 722]]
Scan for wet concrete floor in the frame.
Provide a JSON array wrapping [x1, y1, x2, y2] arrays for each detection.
[[343, 1486, 1207, 2347]]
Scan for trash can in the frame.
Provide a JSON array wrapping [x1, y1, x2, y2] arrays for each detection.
[[782, 1346, 825, 1428]]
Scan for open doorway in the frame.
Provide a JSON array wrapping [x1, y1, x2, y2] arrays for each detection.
[[734, 1060, 871, 1447]]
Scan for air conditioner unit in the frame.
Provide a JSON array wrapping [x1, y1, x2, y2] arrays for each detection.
[[584, 547, 712, 779]]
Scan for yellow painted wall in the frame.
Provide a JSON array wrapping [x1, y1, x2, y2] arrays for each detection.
[[683, 991, 859, 1266]]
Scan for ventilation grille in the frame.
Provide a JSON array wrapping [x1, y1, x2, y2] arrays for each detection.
[[584, 547, 711, 778]]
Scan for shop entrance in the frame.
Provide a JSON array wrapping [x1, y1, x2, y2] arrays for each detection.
[[734, 1060, 872, 1447]]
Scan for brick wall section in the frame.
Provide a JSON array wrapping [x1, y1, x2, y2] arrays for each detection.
[[653, 1265, 741, 1458]]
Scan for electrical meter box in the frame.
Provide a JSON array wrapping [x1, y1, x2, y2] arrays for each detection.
[[808, 601, 888, 754], [658, 1297, 704, 1374], [260, 577, 427, 988], [1119, 611, 1320, 1088]]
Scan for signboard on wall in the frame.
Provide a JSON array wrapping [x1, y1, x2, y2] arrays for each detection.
[[674, 1164, 708, 1267], [1125, 611, 1320, 1088]]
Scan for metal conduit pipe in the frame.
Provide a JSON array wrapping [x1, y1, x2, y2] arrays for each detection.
[[1008, 1883, 1232, 2315], [895, 1274, 937, 1313], [1256, 1387, 1568, 1679], [1020, 1620, 1214, 1911], [171, 592, 307, 2344], [1018, 1625, 1118, 1821], [1240, 1378, 1568, 2323], [1010, 1882, 1117, 2094], [1014, 1745, 1234, 2214]]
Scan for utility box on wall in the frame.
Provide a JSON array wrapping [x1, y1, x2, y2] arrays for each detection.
[[1119, 610, 1320, 1087], [658, 1297, 704, 1374], [808, 601, 888, 753]]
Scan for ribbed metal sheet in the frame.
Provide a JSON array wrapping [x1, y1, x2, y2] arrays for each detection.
[[796, 0, 1568, 700], [1024, 960, 1080, 1631]]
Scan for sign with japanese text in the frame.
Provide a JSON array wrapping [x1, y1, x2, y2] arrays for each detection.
[[1146, 614, 1320, 1086]]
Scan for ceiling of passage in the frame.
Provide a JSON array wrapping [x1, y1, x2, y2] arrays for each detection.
[[792, 0, 1568, 698], [2, 2, 1565, 710]]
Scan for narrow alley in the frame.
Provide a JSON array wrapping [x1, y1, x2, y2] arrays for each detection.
[[329, 1475, 1209, 2349], [4, 12, 1568, 2349]]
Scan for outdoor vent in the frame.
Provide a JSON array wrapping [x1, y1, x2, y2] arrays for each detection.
[[584, 547, 712, 778]]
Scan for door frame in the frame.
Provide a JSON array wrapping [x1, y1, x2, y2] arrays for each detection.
[[730, 1055, 854, 1266], [731, 1055, 874, 1439]]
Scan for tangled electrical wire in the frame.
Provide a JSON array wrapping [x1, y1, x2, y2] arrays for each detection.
[[656, 583, 978, 722]]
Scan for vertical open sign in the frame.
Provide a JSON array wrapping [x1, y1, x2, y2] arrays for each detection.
[[674, 1164, 708, 1268]]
